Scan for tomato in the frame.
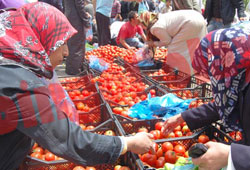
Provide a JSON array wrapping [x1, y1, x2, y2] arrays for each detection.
[[149, 89, 156, 95], [73, 166, 86, 170], [174, 130, 183, 137], [162, 142, 173, 152], [155, 122, 164, 131], [114, 165, 122, 170], [33, 147, 44, 154], [86, 167, 96, 170], [164, 150, 177, 164], [155, 157, 165, 168], [198, 134, 209, 144], [121, 166, 130, 170], [45, 152, 56, 161], [85, 125, 95, 130], [113, 107, 123, 115], [141, 153, 151, 162], [32, 142, 38, 150], [104, 130, 116, 136], [156, 147, 163, 158], [138, 127, 148, 133], [146, 154, 157, 167], [149, 142, 158, 154], [30, 152, 43, 159], [174, 125, 181, 132], [80, 124, 86, 130], [182, 125, 190, 134], [150, 130, 161, 140], [174, 145, 186, 156]]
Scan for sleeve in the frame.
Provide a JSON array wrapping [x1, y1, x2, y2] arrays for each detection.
[[181, 102, 220, 130], [232, 0, 246, 18], [227, 147, 236, 170], [117, 2, 121, 14], [74, 0, 91, 27], [150, 26, 172, 47], [15, 91, 122, 165], [231, 143, 250, 170]]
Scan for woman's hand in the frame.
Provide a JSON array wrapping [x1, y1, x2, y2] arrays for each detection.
[[161, 114, 184, 136], [125, 132, 155, 154], [192, 141, 230, 170]]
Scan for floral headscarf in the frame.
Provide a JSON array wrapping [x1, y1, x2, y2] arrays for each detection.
[[139, 11, 158, 28], [192, 21, 250, 131], [0, 2, 77, 79]]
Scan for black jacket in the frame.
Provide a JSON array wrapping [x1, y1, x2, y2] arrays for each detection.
[[204, 0, 246, 25], [182, 83, 250, 170]]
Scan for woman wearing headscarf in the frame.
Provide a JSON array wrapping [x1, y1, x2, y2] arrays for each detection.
[[0, 2, 154, 170], [161, 22, 250, 170], [139, 10, 207, 75]]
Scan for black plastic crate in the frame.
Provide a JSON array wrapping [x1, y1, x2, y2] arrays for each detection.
[[20, 119, 144, 170], [60, 73, 93, 90], [67, 83, 100, 100], [78, 103, 113, 126], [73, 92, 105, 108]]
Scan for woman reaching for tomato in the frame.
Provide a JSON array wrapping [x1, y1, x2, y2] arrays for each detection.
[[0, 3, 154, 170], [161, 22, 250, 170]]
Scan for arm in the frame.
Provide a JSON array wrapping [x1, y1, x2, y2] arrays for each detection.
[[74, 0, 90, 27], [231, 143, 250, 170], [181, 102, 220, 130], [150, 26, 172, 47], [120, 37, 131, 49]]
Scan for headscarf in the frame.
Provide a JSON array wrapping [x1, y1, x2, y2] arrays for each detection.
[[139, 11, 158, 28], [192, 21, 250, 131], [0, 2, 77, 79]]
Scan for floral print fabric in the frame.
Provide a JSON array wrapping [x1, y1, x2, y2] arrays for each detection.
[[192, 21, 250, 131], [0, 2, 76, 79]]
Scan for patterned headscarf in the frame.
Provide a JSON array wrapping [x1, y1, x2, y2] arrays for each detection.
[[192, 22, 250, 131], [0, 2, 77, 79], [139, 11, 158, 28]]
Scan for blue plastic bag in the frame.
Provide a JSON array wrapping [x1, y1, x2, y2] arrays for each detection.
[[128, 93, 195, 120], [89, 55, 109, 72]]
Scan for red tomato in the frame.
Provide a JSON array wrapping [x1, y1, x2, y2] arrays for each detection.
[[155, 157, 165, 168], [149, 142, 158, 154], [198, 134, 210, 144], [146, 154, 157, 167], [86, 167, 96, 170], [162, 142, 173, 152], [174, 130, 183, 137], [114, 165, 122, 170], [155, 122, 164, 131], [138, 127, 148, 133], [32, 143, 38, 150], [73, 166, 86, 170], [150, 130, 161, 140], [174, 125, 181, 132], [30, 152, 43, 160], [33, 147, 44, 154], [45, 152, 55, 161], [156, 148, 163, 158], [164, 150, 177, 164], [174, 145, 186, 156], [149, 89, 156, 95]]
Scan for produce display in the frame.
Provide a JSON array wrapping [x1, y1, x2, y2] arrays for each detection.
[[20, 45, 242, 170]]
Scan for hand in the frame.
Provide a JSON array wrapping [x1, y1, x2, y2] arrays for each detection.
[[161, 114, 184, 136], [192, 142, 230, 170], [124, 132, 155, 154], [128, 46, 136, 50]]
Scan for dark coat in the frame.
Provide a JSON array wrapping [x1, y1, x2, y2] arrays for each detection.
[[204, 0, 246, 25], [182, 83, 250, 170]]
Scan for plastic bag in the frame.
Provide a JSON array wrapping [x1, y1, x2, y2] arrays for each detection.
[[157, 157, 198, 170], [138, 0, 149, 15], [133, 45, 154, 66], [128, 93, 195, 120], [89, 55, 109, 72], [42, 71, 79, 124]]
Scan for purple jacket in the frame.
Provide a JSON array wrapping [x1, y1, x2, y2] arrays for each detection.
[[0, 0, 26, 9]]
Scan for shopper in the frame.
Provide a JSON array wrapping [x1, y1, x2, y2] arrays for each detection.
[[116, 11, 146, 49], [63, 0, 91, 75], [0, 3, 154, 170], [171, 0, 201, 13], [161, 22, 250, 170], [139, 10, 207, 74], [204, 0, 247, 33]]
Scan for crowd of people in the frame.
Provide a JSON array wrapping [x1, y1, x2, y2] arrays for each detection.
[[1, 0, 250, 170]]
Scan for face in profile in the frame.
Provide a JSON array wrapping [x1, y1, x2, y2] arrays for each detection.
[[49, 44, 69, 68]]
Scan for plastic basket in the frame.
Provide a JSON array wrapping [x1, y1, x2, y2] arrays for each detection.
[[20, 120, 144, 170], [67, 83, 100, 100], [60, 74, 93, 90], [73, 92, 105, 108]]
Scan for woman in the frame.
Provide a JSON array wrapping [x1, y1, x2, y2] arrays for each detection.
[[0, 2, 154, 170], [161, 22, 250, 170], [139, 10, 207, 75]]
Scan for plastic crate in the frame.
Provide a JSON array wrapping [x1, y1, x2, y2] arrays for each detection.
[[20, 120, 144, 170], [73, 92, 105, 108], [60, 74, 93, 90], [78, 103, 113, 126]]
